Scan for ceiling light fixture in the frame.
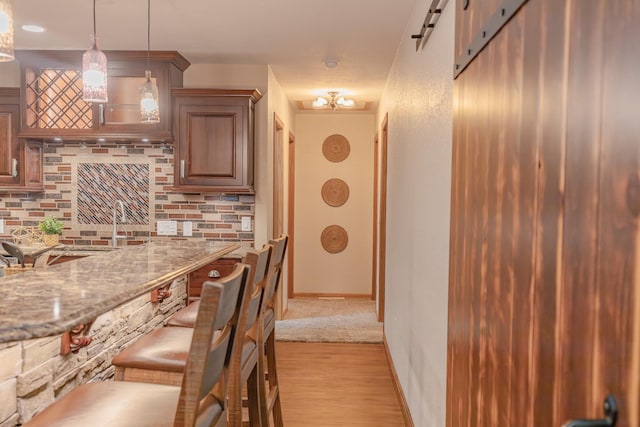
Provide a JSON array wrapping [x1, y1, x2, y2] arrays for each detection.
[[139, 0, 160, 123], [313, 91, 355, 110], [324, 59, 339, 69], [82, 0, 108, 103], [0, 0, 15, 61], [22, 24, 45, 33]]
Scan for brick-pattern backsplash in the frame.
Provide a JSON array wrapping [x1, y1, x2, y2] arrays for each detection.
[[0, 143, 255, 248]]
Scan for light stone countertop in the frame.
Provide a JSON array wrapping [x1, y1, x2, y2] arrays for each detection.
[[0, 240, 240, 344]]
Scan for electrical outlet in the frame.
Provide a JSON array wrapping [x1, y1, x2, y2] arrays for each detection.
[[157, 220, 177, 236], [241, 216, 252, 232], [183, 221, 193, 237], [0, 219, 3, 234]]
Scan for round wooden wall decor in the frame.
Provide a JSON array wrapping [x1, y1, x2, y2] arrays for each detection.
[[322, 134, 350, 162], [321, 225, 349, 254], [321, 178, 350, 207]]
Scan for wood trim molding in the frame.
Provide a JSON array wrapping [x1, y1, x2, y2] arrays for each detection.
[[378, 114, 389, 322], [383, 335, 414, 427], [287, 131, 296, 299], [292, 293, 373, 299], [372, 132, 379, 300]]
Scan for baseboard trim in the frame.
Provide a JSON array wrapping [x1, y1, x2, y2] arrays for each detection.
[[292, 292, 372, 299], [383, 334, 414, 427]]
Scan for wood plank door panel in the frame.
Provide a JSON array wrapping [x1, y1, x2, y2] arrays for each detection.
[[598, 4, 640, 426], [448, 1, 640, 426]]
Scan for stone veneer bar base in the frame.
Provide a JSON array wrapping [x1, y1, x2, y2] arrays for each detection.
[[0, 276, 187, 426]]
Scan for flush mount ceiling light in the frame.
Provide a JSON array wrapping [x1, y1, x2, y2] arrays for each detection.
[[22, 24, 45, 33], [82, 0, 108, 103], [139, 0, 160, 123], [323, 59, 339, 69], [313, 91, 355, 110], [0, 0, 15, 61]]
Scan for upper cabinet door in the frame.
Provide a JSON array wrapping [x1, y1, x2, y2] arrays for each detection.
[[173, 89, 261, 194], [0, 89, 21, 186]]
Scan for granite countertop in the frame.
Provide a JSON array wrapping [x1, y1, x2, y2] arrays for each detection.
[[0, 240, 239, 344]]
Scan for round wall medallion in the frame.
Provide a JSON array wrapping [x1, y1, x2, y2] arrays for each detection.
[[321, 178, 350, 207], [322, 134, 350, 162], [321, 225, 349, 254]]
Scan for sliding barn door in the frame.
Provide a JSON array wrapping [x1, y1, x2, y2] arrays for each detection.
[[447, 1, 640, 426]]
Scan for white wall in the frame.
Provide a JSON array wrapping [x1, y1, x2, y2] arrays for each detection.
[[377, 2, 454, 426], [294, 113, 374, 296]]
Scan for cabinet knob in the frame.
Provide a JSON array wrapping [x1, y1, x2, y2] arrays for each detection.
[[208, 269, 221, 278]]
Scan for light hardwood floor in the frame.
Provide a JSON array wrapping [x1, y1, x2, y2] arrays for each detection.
[[275, 342, 406, 426]]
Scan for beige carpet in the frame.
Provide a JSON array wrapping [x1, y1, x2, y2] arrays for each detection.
[[275, 298, 383, 343]]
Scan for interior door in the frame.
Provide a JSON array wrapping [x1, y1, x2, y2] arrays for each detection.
[[447, 1, 640, 426]]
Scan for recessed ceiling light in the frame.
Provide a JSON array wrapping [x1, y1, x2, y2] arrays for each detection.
[[324, 59, 339, 69], [22, 24, 45, 33]]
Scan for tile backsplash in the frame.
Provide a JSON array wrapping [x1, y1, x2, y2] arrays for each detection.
[[0, 143, 254, 247]]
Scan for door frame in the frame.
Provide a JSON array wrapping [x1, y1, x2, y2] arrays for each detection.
[[377, 114, 388, 322], [273, 113, 285, 319], [372, 132, 379, 300], [287, 131, 296, 299]]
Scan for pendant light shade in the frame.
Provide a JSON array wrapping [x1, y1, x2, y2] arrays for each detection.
[[82, 0, 108, 103], [140, 70, 159, 123], [0, 0, 15, 62], [140, 0, 159, 123]]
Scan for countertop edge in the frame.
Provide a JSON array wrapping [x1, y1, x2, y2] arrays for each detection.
[[0, 242, 240, 343]]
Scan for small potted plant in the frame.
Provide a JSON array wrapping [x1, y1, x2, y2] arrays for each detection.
[[38, 215, 64, 246]]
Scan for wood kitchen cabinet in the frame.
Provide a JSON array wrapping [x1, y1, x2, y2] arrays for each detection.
[[172, 89, 262, 193], [0, 88, 43, 192], [188, 257, 241, 303], [15, 50, 190, 141]]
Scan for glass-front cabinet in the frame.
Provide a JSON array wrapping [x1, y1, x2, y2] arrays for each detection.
[[15, 50, 190, 142]]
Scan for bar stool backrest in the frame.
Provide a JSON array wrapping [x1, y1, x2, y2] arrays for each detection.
[[262, 235, 288, 311], [175, 262, 250, 426], [243, 244, 273, 333]]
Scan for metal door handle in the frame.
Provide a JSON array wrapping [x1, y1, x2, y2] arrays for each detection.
[[99, 104, 105, 124], [563, 395, 618, 427], [180, 160, 185, 179], [11, 158, 17, 177]]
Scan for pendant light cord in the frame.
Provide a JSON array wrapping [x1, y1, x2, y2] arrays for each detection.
[[92, 0, 97, 40], [146, 0, 151, 71]]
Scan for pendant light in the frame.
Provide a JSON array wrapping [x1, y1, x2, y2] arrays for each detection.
[[82, 0, 108, 103], [0, 0, 14, 61], [140, 0, 159, 123]]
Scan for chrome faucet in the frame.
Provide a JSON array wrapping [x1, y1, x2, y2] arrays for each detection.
[[112, 200, 127, 247]]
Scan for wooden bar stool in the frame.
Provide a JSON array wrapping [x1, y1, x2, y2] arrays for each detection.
[[112, 245, 272, 427], [24, 263, 250, 427], [252, 235, 288, 427]]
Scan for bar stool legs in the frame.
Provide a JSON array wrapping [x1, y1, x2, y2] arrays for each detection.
[[253, 234, 288, 426]]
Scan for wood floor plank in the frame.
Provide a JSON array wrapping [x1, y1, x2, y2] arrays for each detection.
[[276, 342, 406, 426]]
